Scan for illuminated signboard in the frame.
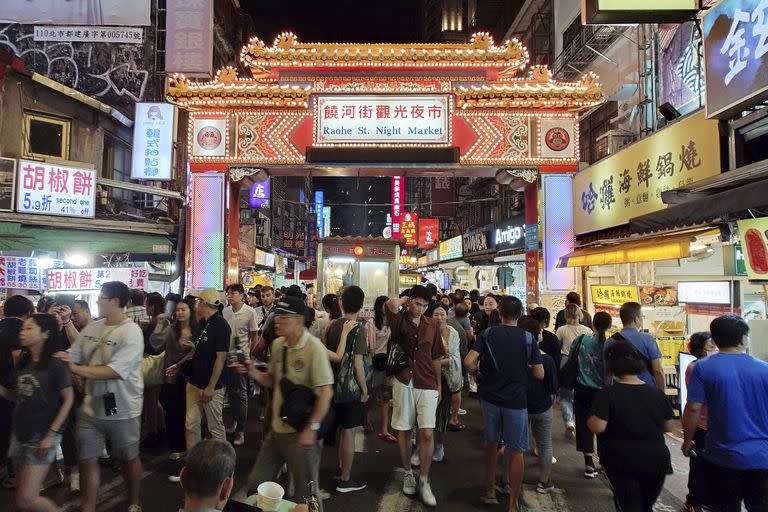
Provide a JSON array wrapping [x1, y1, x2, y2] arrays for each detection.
[[249, 176, 270, 209], [678, 281, 734, 305], [418, 218, 439, 248], [582, 0, 700, 24], [703, 0, 768, 118], [17, 160, 96, 218], [48, 267, 148, 292], [131, 103, 175, 180], [495, 215, 526, 253], [439, 236, 463, 261], [401, 212, 418, 247], [316, 95, 449, 144], [391, 176, 404, 238], [462, 225, 495, 257], [591, 285, 640, 306], [315, 191, 324, 237]]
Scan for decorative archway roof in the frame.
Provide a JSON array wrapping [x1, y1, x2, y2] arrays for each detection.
[[241, 32, 529, 75]]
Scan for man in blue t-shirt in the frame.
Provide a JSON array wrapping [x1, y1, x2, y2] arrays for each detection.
[[464, 296, 544, 508], [604, 302, 665, 390], [682, 314, 768, 512]]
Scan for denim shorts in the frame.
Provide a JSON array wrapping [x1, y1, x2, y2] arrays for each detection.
[[9, 432, 63, 466], [76, 413, 140, 461], [481, 399, 528, 452]]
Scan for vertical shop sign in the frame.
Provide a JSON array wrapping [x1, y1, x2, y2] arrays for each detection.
[[323, 206, 331, 237], [131, 103, 175, 180], [165, 0, 213, 77], [248, 176, 270, 208], [16, 160, 96, 218], [0, 256, 63, 290], [391, 176, 404, 238], [401, 212, 418, 246], [418, 218, 439, 248], [431, 176, 455, 217], [315, 191, 324, 237]]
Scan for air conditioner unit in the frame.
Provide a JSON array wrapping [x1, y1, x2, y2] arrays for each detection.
[[595, 130, 635, 160]]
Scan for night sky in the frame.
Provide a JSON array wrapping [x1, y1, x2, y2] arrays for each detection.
[[241, 0, 422, 44]]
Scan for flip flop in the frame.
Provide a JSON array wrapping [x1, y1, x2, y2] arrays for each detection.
[[377, 432, 397, 443], [480, 495, 499, 506], [448, 423, 466, 431]]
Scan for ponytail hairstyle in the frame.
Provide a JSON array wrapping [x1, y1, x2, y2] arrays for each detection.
[[592, 311, 613, 345], [17, 313, 60, 370], [322, 294, 342, 320]]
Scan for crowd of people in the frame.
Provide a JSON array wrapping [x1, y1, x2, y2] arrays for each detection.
[[0, 282, 766, 512]]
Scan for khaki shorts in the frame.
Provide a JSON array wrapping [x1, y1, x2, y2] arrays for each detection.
[[391, 378, 438, 431]]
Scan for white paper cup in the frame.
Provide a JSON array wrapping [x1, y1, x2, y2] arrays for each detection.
[[256, 481, 284, 512]]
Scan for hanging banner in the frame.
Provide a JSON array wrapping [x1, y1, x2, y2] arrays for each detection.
[[17, 160, 96, 218], [131, 103, 175, 180], [418, 218, 439, 248], [401, 212, 418, 247], [391, 176, 404, 238], [573, 111, 721, 234], [315, 191, 324, 237], [323, 206, 331, 237], [249, 176, 270, 209], [165, 0, 213, 77], [47, 267, 148, 292], [431, 176, 455, 217], [737, 217, 768, 279]]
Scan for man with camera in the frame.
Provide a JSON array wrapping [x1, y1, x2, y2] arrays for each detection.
[[55, 281, 145, 512], [242, 296, 333, 509]]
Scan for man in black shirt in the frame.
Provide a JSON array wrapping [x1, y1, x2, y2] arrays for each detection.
[[554, 292, 592, 330], [530, 307, 562, 368], [0, 295, 34, 484], [185, 289, 231, 451]]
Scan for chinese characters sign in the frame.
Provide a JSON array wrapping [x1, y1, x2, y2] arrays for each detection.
[[391, 176, 404, 238], [704, 0, 768, 118], [418, 218, 439, 249], [439, 236, 463, 261], [131, 103, 175, 180], [33, 26, 144, 43], [591, 285, 640, 306], [281, 230, 306, 251], [315, 191, 324, 238], [401, 212, 418, 247], [249, 176, 270, 209], [47, 267, 148, 292], [316, 95, 449, 144], [165, 0, 213, 77], [573, 111, 721, 234], [0, 257, 62, 290], [16, 160, 96, 218], [431, 176, 455, 217], [462, 225, 496, 257]]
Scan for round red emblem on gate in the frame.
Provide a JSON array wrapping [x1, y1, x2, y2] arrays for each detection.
[[197, 126, 223, 150], [545, 127, 570, 152]]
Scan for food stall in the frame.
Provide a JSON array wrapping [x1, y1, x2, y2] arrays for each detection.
[[317, 237, 400, 305]]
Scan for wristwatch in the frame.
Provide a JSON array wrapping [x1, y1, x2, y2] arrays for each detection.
[[309, 422, 321, 431]]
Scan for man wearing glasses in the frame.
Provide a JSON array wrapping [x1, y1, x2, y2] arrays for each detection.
[[604, 301, 665, 390], [386, 285, 445, 507], [55, 281, 145, 512]]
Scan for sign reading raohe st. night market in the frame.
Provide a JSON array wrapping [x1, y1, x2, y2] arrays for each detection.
[[704, 0, 768, 118], [573, 111, 721, 234], [316, 95, 449, 144]]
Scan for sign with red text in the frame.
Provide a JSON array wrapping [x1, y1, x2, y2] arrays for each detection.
[[418, 218, 439, 248], [47, 267, 148, 292], [391, 176, 404, 238], [316, 95, 449, 144], [0, 256, 63, 290], [16, 160, 96, 218], [401, 212, 418, 247]]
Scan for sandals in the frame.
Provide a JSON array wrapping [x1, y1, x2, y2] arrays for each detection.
[[448, 422, 467, 431], [480, 495, 500, 505], [377, 432, 397, 443]]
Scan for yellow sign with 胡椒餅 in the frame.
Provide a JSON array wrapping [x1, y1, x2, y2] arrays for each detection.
[[736, 217, 768, 280], [573, 110, 721, 234], [591, 285, 639, 306]]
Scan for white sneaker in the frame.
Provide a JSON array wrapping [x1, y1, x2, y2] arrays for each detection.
[[432, 444, 445, 462], [419, 480, 437, 507], [69, 473, 80, 493], [403, 472, 417, 496], [565, 424, 576, 440], [457, 408, 467, 416], [168, 474, 181, 483], [410, 451, 421, 467]]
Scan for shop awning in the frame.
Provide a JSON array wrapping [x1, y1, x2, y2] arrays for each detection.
[[0, 222, 173, 254], [284, 267, 317, 281], [630, 179, 768, 234], [556, 228, 720, 268]]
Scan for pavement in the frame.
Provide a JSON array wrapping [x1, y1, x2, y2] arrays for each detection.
[[0, 393, 691, 512]]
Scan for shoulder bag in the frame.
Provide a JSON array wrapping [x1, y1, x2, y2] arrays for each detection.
[[278, 345, 334, 436], [559, 334, 585, 390], [335, 320, 373, 403], [385, 315, 410, 377]]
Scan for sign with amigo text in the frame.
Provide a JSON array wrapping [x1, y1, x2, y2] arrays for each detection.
[[316, 95, 449, 144], [495, 215, 526, 252]]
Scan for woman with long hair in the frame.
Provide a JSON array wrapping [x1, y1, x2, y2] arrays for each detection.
[[588, 341, 674, 512], [683, 332, 716, 512], [431, 305, 461, 462], [320, 294, 342, 344], [0, 313, 73, 512], [155, 297, 197, 470], [572, 311, 612, 479], [368, 296, 396, 443]]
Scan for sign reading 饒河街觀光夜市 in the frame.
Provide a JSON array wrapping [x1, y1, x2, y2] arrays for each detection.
[[315, 95, 449, 144], [703, 0, 768, 119], [573, 110, 721, 235]]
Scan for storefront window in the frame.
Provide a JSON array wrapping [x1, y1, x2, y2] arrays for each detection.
[[359, 261, 389, 302], [324, 257, 354, 296]]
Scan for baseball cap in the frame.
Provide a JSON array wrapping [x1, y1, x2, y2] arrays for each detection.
[[188, 288, 223, 307], [273, 295, 312, 324]]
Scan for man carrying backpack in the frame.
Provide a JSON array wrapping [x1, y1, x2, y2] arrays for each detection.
[[324, 285, 370, 493]]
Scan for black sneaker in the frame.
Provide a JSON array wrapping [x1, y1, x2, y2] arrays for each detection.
[[336, 479, 367, 493]]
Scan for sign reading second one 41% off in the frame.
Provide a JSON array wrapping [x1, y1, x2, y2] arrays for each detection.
[[16, 160, 96, 218]]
